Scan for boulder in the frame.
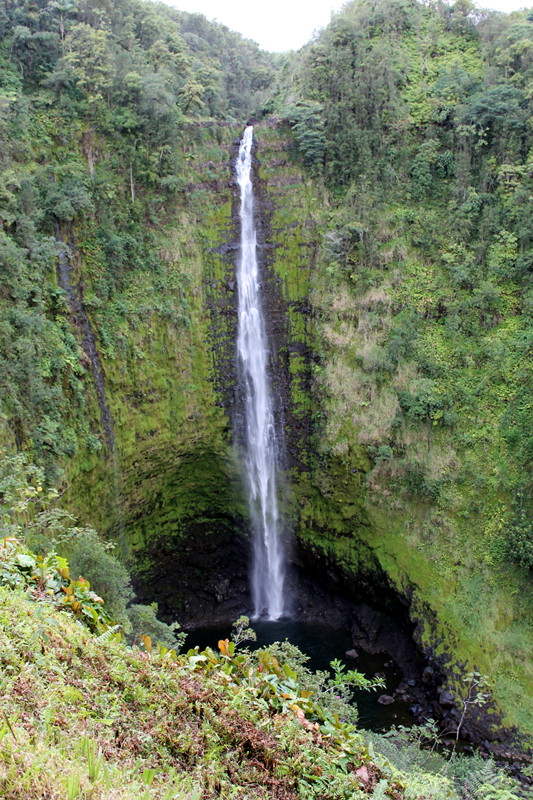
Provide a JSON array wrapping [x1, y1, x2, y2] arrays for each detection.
[[377, 694, 395, 706]]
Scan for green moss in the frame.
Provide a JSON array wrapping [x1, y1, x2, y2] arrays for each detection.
[[62, 124, 244, 554], [301, 494, 533, 738]]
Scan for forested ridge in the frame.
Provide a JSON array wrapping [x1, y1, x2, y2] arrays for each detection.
[[280, 0, 532, 542], [0, 0, 275, 474], [275, 0, 533, 745], [1, 0, 533, 796]]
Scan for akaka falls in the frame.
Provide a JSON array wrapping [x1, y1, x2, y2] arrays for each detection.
[[235, 125, 287, 620]]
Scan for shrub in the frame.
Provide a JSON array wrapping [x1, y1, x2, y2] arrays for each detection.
[[127, 602, 185, 651], [0, 537, 114, 633], [61, 529, 133, 632], [506, 491, 533, 569]]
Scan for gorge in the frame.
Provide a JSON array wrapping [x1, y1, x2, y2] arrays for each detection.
[[0, 0, 532, 795]]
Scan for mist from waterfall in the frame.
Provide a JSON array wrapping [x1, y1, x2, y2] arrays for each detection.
[[235, 125, 286, 621]]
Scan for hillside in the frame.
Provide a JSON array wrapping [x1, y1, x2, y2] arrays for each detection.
[[0, 578, 522, 799], [272, 0, 533, 740]]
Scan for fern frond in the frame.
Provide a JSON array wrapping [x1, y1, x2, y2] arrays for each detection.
[[97, 624, 122, 641]]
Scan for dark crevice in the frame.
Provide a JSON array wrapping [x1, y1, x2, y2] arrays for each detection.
[[55, 221, 115, 456]]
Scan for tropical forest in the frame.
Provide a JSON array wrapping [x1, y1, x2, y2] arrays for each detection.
[[0, 0, 532, 797]]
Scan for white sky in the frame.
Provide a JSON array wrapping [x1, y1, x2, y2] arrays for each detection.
[[164, 0, 531, 52]]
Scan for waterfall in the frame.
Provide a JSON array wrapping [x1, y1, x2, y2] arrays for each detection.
[[236, 125, 286, 621]]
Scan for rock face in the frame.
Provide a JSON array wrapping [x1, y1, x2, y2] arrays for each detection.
[[63, 122, 249, 615]]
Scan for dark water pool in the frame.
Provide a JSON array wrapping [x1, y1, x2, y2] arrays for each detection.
[[185, 618, 414, 731]]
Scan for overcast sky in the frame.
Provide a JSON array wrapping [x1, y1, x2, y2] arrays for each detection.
[[164, 0, 531, 52]]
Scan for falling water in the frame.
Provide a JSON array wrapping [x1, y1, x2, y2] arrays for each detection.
[[236, 125, 285, 620]]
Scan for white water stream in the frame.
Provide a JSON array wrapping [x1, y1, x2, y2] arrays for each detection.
[[236, 125, 285, 620]]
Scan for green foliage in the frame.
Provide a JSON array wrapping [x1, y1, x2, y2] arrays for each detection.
[[451, 754, 519, 800], [284, 0, 533, 547], [0, 536, 114, 633], [127, 602, 185, 651], [0, 0, 532, 757], [257, 639, 384, 727], [230, 613, 257, 646], [370, 729, 520, 800], [0, 0, 276, 477], [1, 583, 498, 800], [460, 85, 528, 144], [284, 101, 326, 171], [0, 451, 184, 645], [0, 451, 131, 626], [0, 443, 523, 800], [273, 0, 533, 742], [506, 490, 533, 569]]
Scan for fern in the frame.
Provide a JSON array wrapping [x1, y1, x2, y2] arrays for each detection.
[[97, 624, 122, 641], [403, 771, 457, 800], [468, 757, 502, 791], [370, 780, 389, 799], [476, 787, 520, 800], [452, 755, 521, 799]]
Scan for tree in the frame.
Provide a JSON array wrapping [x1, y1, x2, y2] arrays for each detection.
[[65, 23, 114, 107]]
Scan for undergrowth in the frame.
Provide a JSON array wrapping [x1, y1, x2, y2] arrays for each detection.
[[0, 577, 522, 799]]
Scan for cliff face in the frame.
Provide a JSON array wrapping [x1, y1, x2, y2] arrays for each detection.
[[61, 123, 246, 620], [0, 106, 529, 741]]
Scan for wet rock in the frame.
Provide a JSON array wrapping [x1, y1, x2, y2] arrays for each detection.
[[345, 649, 359, 659], [422, 666, 434, 684], [400, 694, 415, 704], [410, 704, 424, 717], [439, 690, 456, 708], [215, 578, 231, 603], [378, 694, 395, 706], [349, 603, 425, 684]]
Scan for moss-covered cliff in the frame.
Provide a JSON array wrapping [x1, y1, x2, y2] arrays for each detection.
[[272, 0, 533, 742]]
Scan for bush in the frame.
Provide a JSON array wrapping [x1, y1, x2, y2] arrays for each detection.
[[127, 602, 185, 651], [506, 492, 533, 569], [0, 537, 114, 633], [61, 529, 133, 632], [0, 452, 175, 640]]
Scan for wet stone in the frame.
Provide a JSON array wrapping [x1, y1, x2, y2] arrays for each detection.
[[439, 690, 456, 708], [378, 695, 395, 706]]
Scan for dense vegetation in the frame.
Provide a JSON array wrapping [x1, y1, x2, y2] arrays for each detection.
[[0, 467, 522, 799], [0, 0, 275, 476], [1, 452, 519, 798], [1, 0, 533, 792], [267, 0, 533, 739], [278, 0, 532, 564], [0, 583, 522, 800]]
